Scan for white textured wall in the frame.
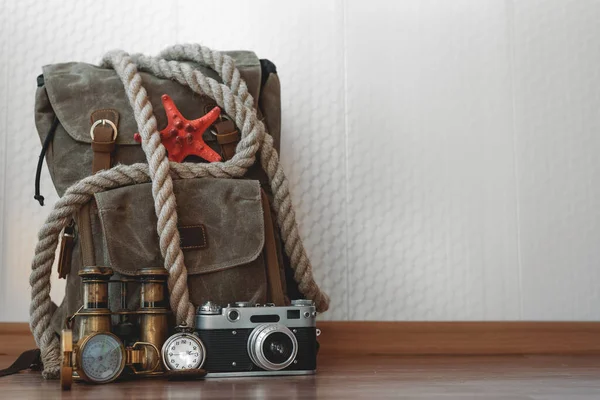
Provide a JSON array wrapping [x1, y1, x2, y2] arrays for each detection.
[[1, 0, 599, 322]]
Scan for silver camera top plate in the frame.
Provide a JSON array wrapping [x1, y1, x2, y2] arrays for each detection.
[[195, 301, 317, 330]]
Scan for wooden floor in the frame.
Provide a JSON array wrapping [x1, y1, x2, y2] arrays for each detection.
[[2, 353, 600, 399], [2, 322, 600, 398]]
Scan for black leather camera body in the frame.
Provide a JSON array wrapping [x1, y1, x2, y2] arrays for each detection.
[[195, 300, 318, 377]]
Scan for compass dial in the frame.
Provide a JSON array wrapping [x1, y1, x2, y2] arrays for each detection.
[[79, 333, 125, 383], [162, 332, 206, 370]]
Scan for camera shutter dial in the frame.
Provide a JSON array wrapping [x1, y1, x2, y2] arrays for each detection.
[[291, 299, 314, 307], [198, 301, 221, 315]]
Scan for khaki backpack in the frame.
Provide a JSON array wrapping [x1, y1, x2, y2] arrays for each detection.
[[27, 44, 329, 378]]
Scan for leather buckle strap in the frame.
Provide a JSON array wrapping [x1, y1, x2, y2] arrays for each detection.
[[90, 109, 119, 173], [212, 119, 239, 161], [0, 349, 42, 377], [260, 190, 286, 306]]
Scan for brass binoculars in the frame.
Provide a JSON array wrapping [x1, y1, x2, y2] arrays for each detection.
[[61, 266, 170, 389]]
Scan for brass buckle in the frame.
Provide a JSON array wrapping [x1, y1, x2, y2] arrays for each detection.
[[90, 119, 118, 141], [210, 113, 233, 136]]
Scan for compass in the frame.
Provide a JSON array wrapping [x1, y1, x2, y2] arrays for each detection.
[[162, 324, 206, 371], [76, 332, 126, 383]]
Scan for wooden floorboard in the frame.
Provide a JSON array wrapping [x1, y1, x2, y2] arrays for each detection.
[[1, 354, 600, 399]]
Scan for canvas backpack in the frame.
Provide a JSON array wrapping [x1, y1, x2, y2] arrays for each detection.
[[26, 44, 329, 378]]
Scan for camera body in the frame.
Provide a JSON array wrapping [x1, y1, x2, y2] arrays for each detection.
[[195, 299, 318, 377]]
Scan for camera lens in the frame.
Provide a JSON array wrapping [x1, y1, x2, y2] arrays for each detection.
[[262, 332, 294, 364], [247, 324, 298, 371]]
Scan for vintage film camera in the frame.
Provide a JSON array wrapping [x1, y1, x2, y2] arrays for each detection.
[[194, 299, 319, 377], [60, 266, 171, 389]]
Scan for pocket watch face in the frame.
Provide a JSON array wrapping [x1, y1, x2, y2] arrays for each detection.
[[162, 332, 206, 370], [79, 333, 125, 383]]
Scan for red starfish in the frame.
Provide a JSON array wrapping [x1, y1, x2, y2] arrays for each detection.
[[134, 94, 222, 163]]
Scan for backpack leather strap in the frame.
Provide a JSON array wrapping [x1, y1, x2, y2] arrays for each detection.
[[0, 349, 41, 377], [213, 119, 239, 161], [261, 190, 286, 306], [90, 109, 119, 173]]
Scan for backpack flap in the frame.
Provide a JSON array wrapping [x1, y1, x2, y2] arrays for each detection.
[[93, 178, 269, 306], [35, 51, 263, 196]]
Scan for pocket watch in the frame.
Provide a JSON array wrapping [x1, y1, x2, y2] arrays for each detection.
[[162, 324, 206, 370]]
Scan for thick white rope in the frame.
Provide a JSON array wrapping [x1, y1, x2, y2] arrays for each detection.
[[29, 45, 329, 378], [130, 51, 330, 311], [158, 43, 254, 108]]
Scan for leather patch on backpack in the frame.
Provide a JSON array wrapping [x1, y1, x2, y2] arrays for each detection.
[[178, 225, 208, 250]]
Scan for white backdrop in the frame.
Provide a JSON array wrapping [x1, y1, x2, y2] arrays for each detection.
[[1, 0, 599, 322]]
